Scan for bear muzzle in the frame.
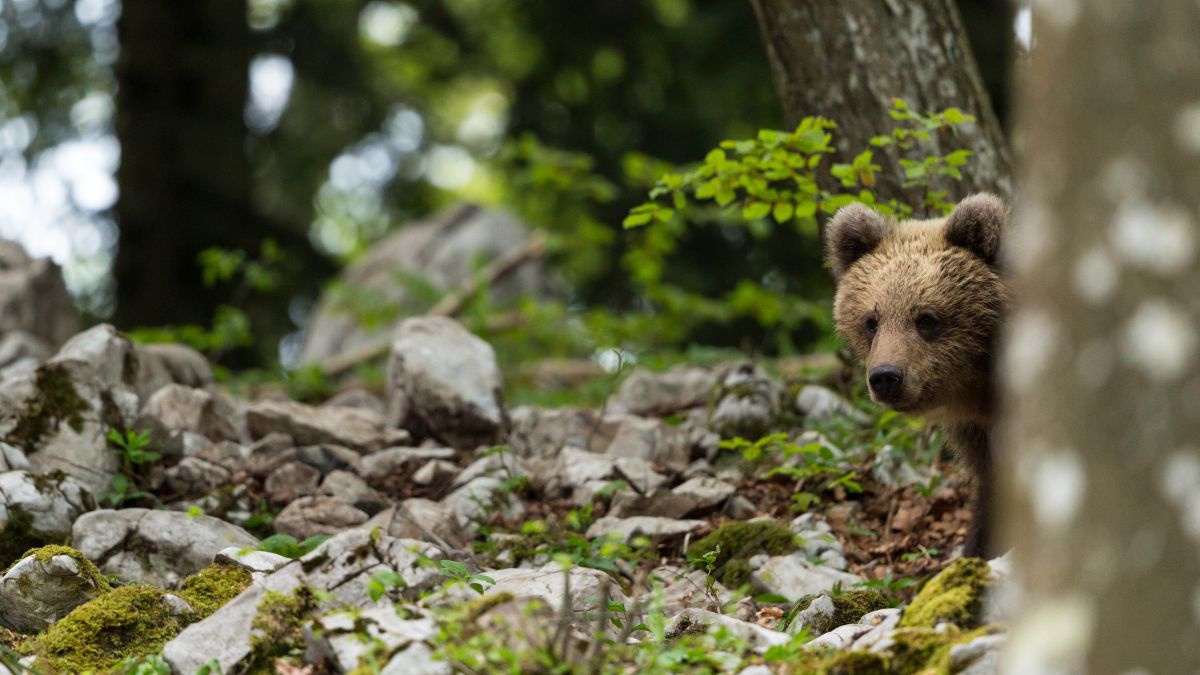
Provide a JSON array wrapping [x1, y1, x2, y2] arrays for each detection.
[[868, 365, 906, 404]]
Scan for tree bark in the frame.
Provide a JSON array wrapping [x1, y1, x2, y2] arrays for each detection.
[[1001, 2, 1200, 672], [747, 0, 1012, 205]]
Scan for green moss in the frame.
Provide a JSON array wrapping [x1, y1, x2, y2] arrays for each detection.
[[691, 520, 797, 588], [32, 584, 193, 673], [177, 562, 252, 619], [9, 545, 110, 590], [6, 364, 88, 454], [782, 589, 890, 634], [899, 558, 992, 629], [244, 587, 319, 673], [821, 650, 890, 675]]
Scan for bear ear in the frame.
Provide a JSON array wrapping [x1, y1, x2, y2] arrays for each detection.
[[826, 203, 891, 278], [944, 193, 1005, 265]]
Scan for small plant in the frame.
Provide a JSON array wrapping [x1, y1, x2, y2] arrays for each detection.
[[855, 572, 919, 606], [438, 559, 495, 596], [115, 654, 172, 674], [102, 427, 160, 507], [367, 569, 407, 602], [254, 533, 330, 559], [102, 474, 154, 508], [687, 545, 723, 610], [900, 546, 941, 562]]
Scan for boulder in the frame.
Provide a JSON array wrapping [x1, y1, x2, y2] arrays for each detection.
[[666, 608, 789, 654], [298, 204, 557, 364], [750, 554, 863, 601], [264, 461, 321, 504], [0, 239, 79, 347], [484, 563, 628, 618], [319, 470, 387, 515], [0, 546, 110, 633], [246, 399, 401, 452], [708, 362, 784, 439], [273, 496, 369, 539], [72, 508, 259, 588], [610, 365, 716, 417], [585, 516, 706, 542], [0, 470, 95, 565], [140, 384, 240, 443], [133, 343, 214, 401], [385, 316, 506, 448], [0, 331, 52, 380], [305, 610, 444, 674]]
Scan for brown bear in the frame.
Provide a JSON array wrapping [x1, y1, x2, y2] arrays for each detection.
[[825, 193, 1009, 558]]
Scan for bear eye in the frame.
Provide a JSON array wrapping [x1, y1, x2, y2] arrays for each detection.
[[915, 311, 941, 339], [865, 315, 879, 336]]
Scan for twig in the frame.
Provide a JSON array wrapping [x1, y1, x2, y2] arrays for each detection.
[[319, 230, 548, 377]]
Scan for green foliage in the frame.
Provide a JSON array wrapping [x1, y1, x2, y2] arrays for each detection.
[[254, 534, 330, 559], [115, 654, 173, 675], [103, 428, 160, 508], [367, 569, 408, 602], [438, 559, 496, 596], [690, 520, 797, 588], [722, 432, 861, 511], [177, 563, 253, 619]]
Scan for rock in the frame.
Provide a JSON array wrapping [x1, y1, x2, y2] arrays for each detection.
[[385, 316, 507, 448], [264, 461, 321, 504], [804, 621, 877, 650], [411, 459, 459, 485], [299, 204, 557, 364], [0, 546, 110, 633], [604, 414, 698, 473], [899, 557, 992, 629], [670, 476, 736, 515], [784, 590, 890, 638], [791, 512, 849, 571], [658, 567, 735, 614], [163, 529, 449, 674], [140, 384, 240, 443], [320, 470, 387, 515], [847, 607, 905, 650], [0, 325, 138, 495], [0, 443, 29, 472], [507, 406, 601, 459], [794, 385, 869, 424], [246, 399, 401, 452], [612, 456, 671, 493], [484, 563, 628, 618], [361, 445, 457, 480], [666, 608, 789, 654], [366, 499, 469, 549], [585, 516, 706, 541], [871, 444, 928, 488], [133, 343, 214, 401], [0, 239, 79, 347], [610, 366, 716, 416], [295, 443, 364, 475], [983, 551, 1017, 625], [242, 433, 297, 477], [750, 554, 863, 600], [194, 440, 248, 470], [708, 362, 783, 439], [72, 508, 259, 588], [0, 331, 52, 380], [441, 476, 526, 533], [951, 633, 1005, 673], [305, 609, 444, 673], [548, 446, 616, 494], [214, 547, 291, 575], [323, 388, 385, 414], [0, 470, 95, 564], [163, 457, 231, 495], [273, 496, 369, 539], [451, 451, 529, 488]]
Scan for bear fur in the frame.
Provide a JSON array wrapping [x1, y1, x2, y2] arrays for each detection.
[[826, 193, 1009, 557]]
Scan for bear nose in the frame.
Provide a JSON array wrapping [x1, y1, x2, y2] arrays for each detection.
[[868, 366, 904, 400]]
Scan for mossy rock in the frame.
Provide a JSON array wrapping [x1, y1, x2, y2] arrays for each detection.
[[243, 586, 319, 673], [6, 544, 111, 590], [0, 509, 65, 571], [31, 584, 193, 673], [899, 558, 992, 630], [177, 562, 253, 619], [6, 364, 88, 454], [822, 650, 890, 675], [782, 589, 890, 635], [691, 520, 797, 588]]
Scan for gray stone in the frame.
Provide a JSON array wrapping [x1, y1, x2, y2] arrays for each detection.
[[0, 331, 52, 381], [549, 446, 616, 494], [0, 239, 79, 347], [612, 456, 671, 493], [708, 362, 783, 439], [666, 608, 789, 654], [585, 516, 705, 541], [320, 470, 387, 515], [441, 475, 526, 532], [295, 444, 364, 475], [246, 399, 400, 452], [483, 563, 628, 618], [366, 499, 469, 549], [264, 461, 321, 504], [0, 470, 94, 542], [0, 444, 30, 472], [163, 457, 231, 495], [0, 550, 108, 633], [610, 366, 716, 416], [273, 495, 369, 539], [361, 446, 457, 480], [794, 385, 869, 424], [306, 609, 444, 673], [658, 567, 734, 614], [411, 459, 460, 485], [787, 594, 837, 637], [299, 204, 557, 365], [323, 388, 385, 414], [750, 554, 863, 601], [72, 508, 258, 588], [134, 343, 214, 401], [385, 316, 507, 448], [670, 476, 736, 514], [791, 513, 849, 571], [242, 433, 297, 477], [951, 634, 1005, 673], [214, 547, 291, 574], [140, 384, 240, 443], [804, 621, 877, 650], [163, 529, 449, 674]]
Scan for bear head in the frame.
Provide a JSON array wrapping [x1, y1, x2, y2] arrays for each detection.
[[826, 193, 1009, 422]]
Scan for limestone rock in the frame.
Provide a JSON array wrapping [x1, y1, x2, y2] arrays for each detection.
[[0, 547, 109, 633], [273, 496, 369, 539], [708, 362, 783, 439], [264, 461, 321, 504], [750, 554, 863, 601], [0, 239, 79, 348], [140, 384, 240, 443], [133, 343, 214, 401], [0, 470, 95, 563], [385, 316, 506, 448], [666, 608, 789, 654], [610, 365, 716, 416], [246, 399, 401, 452], [72, 508, 259, 588], [319, 470, 387, 515], [585, 516, 706, 541]]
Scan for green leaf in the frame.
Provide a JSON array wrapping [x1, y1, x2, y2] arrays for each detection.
[[715, 189, 736, 207], [623, 212, 653, 228], [772, 202, 794, 223], [704, 149, 727, 164]]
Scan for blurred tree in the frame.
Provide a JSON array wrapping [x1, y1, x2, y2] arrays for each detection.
[[1003, 0, 1200, 671], [748, 0, 1012, 205]]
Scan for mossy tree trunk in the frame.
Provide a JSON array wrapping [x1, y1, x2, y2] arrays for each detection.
[[1001, 1, 1200, 671], [746, 0, 1012, 206]]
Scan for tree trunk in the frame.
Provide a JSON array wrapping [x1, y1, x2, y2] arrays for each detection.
[[747, 0, 1012, 205], [1001, 2, 1200, 672], [112, 0, 326, 359]]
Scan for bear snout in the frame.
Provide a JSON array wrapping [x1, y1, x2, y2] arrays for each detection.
[[868, 365, 905, 402]]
